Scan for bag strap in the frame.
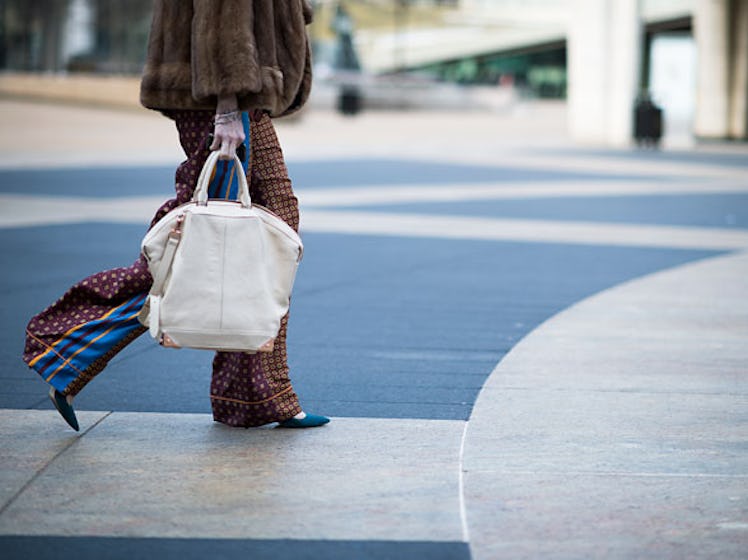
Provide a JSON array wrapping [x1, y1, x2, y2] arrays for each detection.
[[194, 152, 251, 208], [148, 115, 253, 298], [206, 112, 252, 201], [149, 215, 184, 297]]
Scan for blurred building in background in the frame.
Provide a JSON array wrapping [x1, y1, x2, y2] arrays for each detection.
[[0, 0, 151, 73], [0, 0, 746, 144], [564, 0, 748, 145]]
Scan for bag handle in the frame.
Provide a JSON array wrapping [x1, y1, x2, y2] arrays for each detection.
[[193, 151, 251, 208]]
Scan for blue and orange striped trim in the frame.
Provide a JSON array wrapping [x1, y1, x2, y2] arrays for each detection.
[[28, 293, 147, 393]]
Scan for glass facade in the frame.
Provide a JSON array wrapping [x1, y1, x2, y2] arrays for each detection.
[[416, 43, 566, 97], [1, 0, 152, 73]]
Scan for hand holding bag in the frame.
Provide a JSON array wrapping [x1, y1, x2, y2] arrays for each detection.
[[138, 150, 303, 353]]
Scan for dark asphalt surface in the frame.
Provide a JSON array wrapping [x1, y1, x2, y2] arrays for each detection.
[[0, 158, 669, 198], [0, 160, 726, 418], [344, 193, 748, 229]]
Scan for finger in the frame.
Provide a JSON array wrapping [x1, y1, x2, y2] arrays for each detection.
[[218, 140, 232, 160], [227, 140, 241, 160], [209, 134, 220, 151]]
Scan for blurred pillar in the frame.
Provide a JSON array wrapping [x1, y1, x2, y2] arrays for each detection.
[[728, 0, 748, 139], [40, 0, 69, 71], [568, 0, 642, 146], [62, 0, 95, 66], [694, 0, 730, 138]]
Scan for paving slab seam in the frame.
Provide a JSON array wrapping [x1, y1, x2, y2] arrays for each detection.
[[463, 470, 748, 479], [457, 421, 470, 544], [0, 411, 112, 517]]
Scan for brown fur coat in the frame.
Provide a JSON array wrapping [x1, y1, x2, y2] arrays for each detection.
[[140, 0, 314, 117]]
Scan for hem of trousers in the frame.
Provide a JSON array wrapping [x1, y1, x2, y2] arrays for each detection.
[[210, 386, 303, 428]]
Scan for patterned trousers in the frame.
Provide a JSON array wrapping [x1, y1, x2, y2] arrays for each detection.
[[22, 111, 303, 427]]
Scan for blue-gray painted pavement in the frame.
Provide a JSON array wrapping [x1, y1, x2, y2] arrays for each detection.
[[341, 193, 748, 229], [0, 224, 718, 418], [0, 158, 668, 197]]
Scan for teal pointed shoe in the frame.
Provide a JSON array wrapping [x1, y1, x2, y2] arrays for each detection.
[[278, 413, 330, 429], [49, 387, 80, 432]]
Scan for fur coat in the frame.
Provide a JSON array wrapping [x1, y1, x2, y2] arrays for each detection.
[[140, 0, 314, 117]]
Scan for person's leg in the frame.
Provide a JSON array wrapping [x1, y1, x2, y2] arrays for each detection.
[[246, 112, 300, 231], [210, 315, 302, 428], [248, 114, 328, 428], [23, 268, 150, 399], [210, 113, 327, 428]]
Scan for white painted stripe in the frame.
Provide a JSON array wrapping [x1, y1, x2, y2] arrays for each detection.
[[462, 153, 748, 181], [297, 180, 748, 208], [0, 194, 161, 228], [301, 210, 748, 250], [3, 194, 747, 250], [3, 177, 746, 229]]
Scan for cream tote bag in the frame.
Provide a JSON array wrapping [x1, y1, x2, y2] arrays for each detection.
[[139, 150, 303, 353]]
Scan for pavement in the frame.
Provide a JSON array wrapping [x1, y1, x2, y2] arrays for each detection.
[[0, 98, 747, 559]]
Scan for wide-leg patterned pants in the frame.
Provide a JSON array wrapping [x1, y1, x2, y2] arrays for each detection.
[[22, 111, 303, 427]]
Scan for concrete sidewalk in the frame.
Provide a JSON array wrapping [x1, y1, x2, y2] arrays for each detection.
[[465, 251, 748, 559], [1, 100, 747, 559]]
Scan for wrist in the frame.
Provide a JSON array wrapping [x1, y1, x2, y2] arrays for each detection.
[[216, 94, 238, 115], [214, 111, 240, 126]]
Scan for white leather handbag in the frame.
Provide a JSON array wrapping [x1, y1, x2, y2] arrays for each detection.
[[138, 150, 303, 353]]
